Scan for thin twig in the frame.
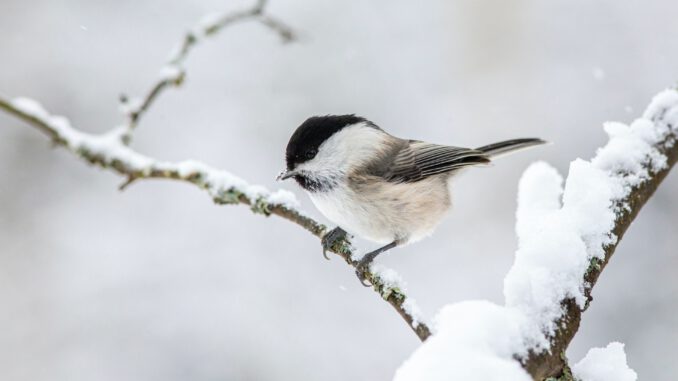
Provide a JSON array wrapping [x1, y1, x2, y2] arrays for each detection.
[[119, 0, 296, 133]]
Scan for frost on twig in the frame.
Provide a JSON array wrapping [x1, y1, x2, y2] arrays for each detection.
[[396, 89, 678, 381]]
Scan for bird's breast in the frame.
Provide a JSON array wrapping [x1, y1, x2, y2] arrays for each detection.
[[309, 176, 452, 245], [309, 185, 392, 243]]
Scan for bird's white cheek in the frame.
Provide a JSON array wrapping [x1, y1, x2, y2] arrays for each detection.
[[295, 158, 344, 181], [303, 124, 389, 175]]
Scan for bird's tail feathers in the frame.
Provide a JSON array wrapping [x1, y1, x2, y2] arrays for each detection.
[[476, 138, 547, 159]]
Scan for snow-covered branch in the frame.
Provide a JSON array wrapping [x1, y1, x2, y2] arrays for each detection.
[[520, 90, 678, 379], [0, 94, 429, 341], [395, 89, 678, 381]]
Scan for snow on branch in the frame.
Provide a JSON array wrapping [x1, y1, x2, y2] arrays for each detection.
[[0, 94, 429, 341], [572, 342, 637, 381], [0, 96, 429, 343], [395, 89, 678, 381], [1, 97, 301, 211]]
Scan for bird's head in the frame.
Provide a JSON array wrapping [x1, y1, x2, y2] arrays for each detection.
[[277, 114, 384, 192]]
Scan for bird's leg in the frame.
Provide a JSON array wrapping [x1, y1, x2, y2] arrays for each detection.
[[355, 241, 398, 286], [321, 227, 348, 260]]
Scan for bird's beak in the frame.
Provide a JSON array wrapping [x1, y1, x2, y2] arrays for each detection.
[[276, 169, 299, 181]]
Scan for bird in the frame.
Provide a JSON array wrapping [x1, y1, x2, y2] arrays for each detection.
[[277, 114, 546, 285]]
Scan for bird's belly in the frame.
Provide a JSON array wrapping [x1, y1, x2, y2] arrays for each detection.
[[309, 188, 393, 244], [308, 179, 451, 245]]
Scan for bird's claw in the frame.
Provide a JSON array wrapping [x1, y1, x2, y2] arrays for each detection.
[[321, 227, 348, 260], [354, 258, 373, 287]]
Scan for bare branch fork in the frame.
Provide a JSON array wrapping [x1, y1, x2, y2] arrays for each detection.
[[0, 1, 429, 342]]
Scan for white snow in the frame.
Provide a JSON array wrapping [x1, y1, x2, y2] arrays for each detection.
[[371, 264, 425, 328], [13, 97, 87, 148], [9, 96, 301, 210], [401, 298, 424, 328], [370, 264, 405, 289], [266, 189, 301, 209], [573, 342, 637, 381], [504, 158, 623, 350], [395, 89, 678, 379], [395, 301, 531, 381], [118, 96, 144, 116], [12, 97, 52, 120], [158, 64, 184, 83]]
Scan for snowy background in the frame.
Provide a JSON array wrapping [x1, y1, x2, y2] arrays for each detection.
[[1, 0, 677, 380]]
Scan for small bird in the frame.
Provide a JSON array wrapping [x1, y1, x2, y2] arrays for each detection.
[[278, 115, 545, 285]]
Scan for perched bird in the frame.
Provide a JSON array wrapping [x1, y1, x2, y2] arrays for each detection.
[[278, 115, 545, 285]]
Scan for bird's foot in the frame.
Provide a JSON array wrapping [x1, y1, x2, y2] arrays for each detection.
[[321, 227, 348, 260], [352, 241, 398, 287], [354, 256, 374, 287]]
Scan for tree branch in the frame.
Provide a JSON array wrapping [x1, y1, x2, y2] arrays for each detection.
[[523, 91, 678, 380], [0, 95, 430, 342]]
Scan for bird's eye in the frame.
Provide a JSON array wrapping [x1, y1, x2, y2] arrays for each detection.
[[304, 150, 317, 160]]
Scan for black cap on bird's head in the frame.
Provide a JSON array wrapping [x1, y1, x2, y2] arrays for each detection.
[[284, 115, 368, 170]]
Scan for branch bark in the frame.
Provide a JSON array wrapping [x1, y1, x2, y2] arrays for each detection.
[[523, 93, 678, 380]]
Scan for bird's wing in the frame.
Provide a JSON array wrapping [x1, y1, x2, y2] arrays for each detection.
[[381, 141, 490, 183]]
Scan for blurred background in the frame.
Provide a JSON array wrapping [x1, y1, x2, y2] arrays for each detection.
[[1, 0, 676, 379]]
